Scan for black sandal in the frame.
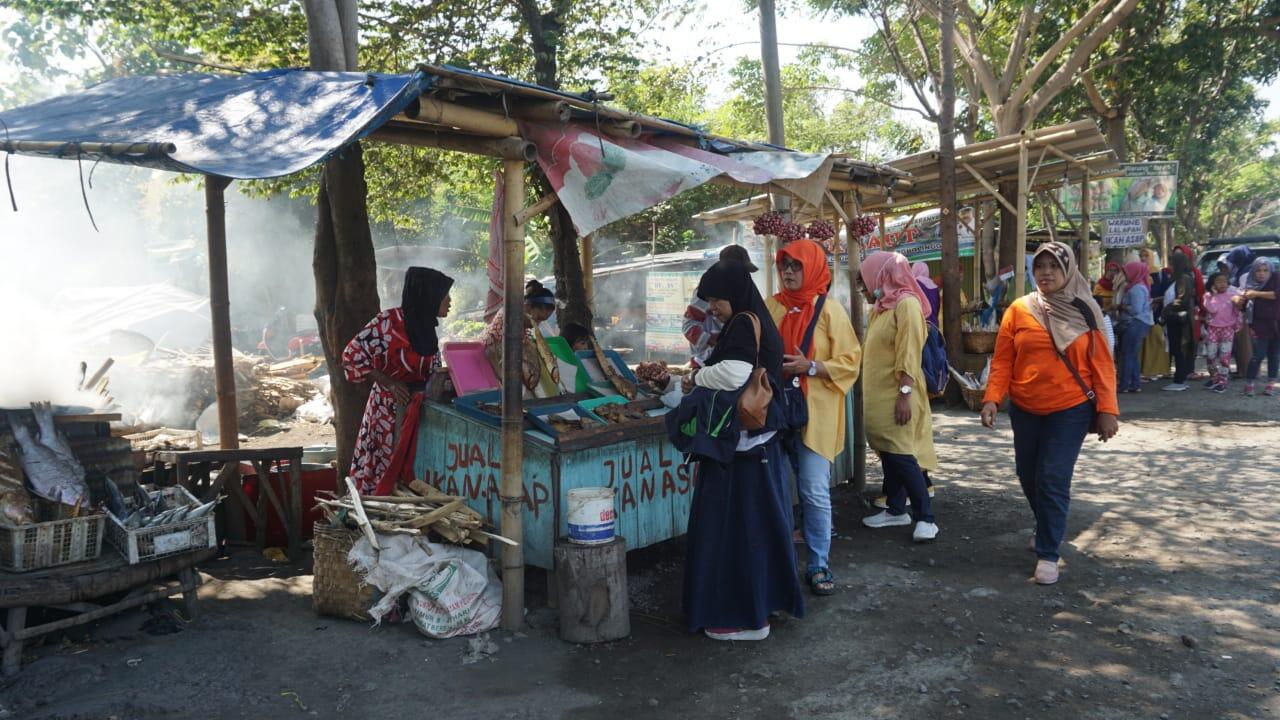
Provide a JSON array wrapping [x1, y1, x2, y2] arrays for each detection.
[[806, 568, 836, 596]]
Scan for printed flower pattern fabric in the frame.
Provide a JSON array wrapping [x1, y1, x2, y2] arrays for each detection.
[[342, 308, 432, 494]]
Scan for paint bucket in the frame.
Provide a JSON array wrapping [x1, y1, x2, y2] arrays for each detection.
[[567, 487, 616, 545]]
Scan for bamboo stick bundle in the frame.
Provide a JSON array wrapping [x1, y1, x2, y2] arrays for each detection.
[[313, 481, 510, 549]]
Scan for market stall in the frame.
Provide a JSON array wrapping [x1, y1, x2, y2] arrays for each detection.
[[413, 351, 684, 570], [0, 63, 910, 630]]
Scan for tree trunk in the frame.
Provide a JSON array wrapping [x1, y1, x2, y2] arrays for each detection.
[[517, 0, 591, 327], [550, 200, 592, 329], [1105, 106, 1128, 163], [306, 0, 377, 486], [938, 0, 962, 372], [997, 180, 1017, 283], [313, 148, 380, 484]]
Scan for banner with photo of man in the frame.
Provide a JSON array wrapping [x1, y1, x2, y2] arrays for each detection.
[[1058, 162, 1178, 218]]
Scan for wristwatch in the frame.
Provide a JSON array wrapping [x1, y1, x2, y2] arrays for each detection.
[[807, 360, 818, 377], [899, 385, 913, 395]]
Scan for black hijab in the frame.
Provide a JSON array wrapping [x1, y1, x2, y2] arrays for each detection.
[[697, 260, 784, 380], [402, 266, 454, 357]]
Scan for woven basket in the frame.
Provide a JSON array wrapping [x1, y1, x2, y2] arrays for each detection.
[[960, 386, 986, 412], [962, 331, 998, 354], [312, 522, 374, 621]]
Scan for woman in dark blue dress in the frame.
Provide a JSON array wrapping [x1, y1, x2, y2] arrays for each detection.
[[680, 259, 805, 641]]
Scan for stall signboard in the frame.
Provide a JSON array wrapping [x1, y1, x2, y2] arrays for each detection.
[[645, 271, 703, 355], [1058, 162, 1178, 219], [1103, 216, 1147, 249], [860, 207, 976, 262]]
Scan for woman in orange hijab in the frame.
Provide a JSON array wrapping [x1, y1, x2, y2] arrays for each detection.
[[765, 239, 862, 596]]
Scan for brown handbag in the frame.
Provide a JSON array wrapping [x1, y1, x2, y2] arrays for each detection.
[[735, 312, 773, 431]]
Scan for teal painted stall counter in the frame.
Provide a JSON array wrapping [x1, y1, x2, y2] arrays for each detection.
[[412, 401, 693, 569]]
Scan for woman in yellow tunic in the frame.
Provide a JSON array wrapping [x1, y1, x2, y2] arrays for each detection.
[[1138, 248, 1170, 380], [857, 252, 939, 542], [765, 239, 862, 596]]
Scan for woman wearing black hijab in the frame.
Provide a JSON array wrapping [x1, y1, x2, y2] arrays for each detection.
[[342, 267, 454, 494], [681, 260, 804, 641]]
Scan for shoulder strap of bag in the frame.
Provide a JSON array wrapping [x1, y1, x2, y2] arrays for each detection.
[[1042, 306, 1097, 407], [739, 312, 763, 368], [800, 294, 827, 357]]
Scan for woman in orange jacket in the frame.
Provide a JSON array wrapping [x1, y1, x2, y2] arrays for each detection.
[[980, 242, 1119, 585]]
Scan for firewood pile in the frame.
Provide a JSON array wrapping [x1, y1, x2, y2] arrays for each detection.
[[315, 479, 516, 551], [105, 350, 324, 430]]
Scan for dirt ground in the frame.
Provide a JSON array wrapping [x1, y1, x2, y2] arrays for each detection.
[[3, 382, 1279, 720]]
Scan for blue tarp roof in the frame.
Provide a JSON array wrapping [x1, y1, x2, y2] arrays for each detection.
[[0, 65, 799, 181], [0, 69, 428, 178]]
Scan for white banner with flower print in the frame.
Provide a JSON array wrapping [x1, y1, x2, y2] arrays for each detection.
[[519, 121, 831, 237]]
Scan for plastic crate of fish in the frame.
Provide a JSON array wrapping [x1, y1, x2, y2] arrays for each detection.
[[106, 485, 218, 565], [0, 508, 106, 572]]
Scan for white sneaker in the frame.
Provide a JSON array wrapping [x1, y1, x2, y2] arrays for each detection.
[[705, 625, 770, 641], [913, 522, 939, 542], [1162, 383, 1188, 392], [862, 510, 912, 528]]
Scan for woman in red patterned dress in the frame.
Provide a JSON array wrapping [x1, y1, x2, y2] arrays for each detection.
[[343, 267, 454, 494]]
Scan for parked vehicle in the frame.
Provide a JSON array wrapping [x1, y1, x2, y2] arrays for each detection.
[[1196, 235, 1280, 279]]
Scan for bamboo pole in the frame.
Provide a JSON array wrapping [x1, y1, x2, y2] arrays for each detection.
[[508, 99, 571, 123], [499, 159, 526, 631], [370, 126, 535, 161], [1015, 139, 1028, 298], [1, 140, 176, 157], [581, 233, 594, 302], [514, 192, 559, 226], [1080, 169, 1092, 274], [203, 175, 239, 450], [843, 193, 866, 493], [600, 121, 641, 140], [405, 97, 519, 136]]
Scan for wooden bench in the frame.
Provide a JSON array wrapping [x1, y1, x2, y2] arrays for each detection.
[[0, 548, 214, 676]]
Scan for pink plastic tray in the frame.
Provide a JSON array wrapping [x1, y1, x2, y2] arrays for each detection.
[[443, 341, 500, 396]]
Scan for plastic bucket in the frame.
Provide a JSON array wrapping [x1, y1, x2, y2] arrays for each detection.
[[567, 487, 616, 545]]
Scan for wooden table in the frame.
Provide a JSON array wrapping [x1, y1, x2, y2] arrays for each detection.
[[154, 448, 303, 562], [0, 548, 215, 676]]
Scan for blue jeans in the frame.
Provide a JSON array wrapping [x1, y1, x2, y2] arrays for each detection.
[[1008, 400, 1093, 562], [1118, 321, 1150, 391], [881, 452, 934, 524], [793, 443, 832, 572], [1246, 335, 1280, 381]]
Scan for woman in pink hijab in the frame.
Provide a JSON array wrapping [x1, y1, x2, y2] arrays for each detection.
[[1116, 262, 1154, 392], [911, 262, 941, 326], [858, 252, 939, 543]]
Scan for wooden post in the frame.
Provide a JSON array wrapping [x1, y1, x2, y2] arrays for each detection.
[[1159, 221, 1170, 268], [581, 233, 594, 303], [759, 0, 790, 226], [554, 537, 630, 643], [759, 0, 785, 148], [3, 607, 25, 676], [763, 233, 776, 297], [972, 204, 984, 304], [204, 175, 239, 451], [500, 159, 526, 631], [938, 0, 961, 367], [843, 194, 866, 493], [1015, 140, 1029, 298], [1080, 170, 1092, 276]]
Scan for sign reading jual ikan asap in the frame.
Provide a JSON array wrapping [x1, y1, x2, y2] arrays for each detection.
[[1058, 162, 1179, 219]]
